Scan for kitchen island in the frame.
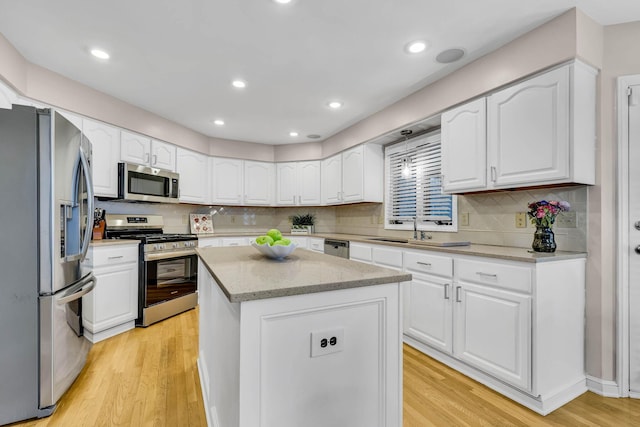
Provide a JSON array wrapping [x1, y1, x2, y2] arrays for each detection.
[[196, 246, 411, 427]]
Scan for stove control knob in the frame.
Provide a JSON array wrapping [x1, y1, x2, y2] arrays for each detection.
[[173, 243, 179, 248], [153, 244, 159, 250]]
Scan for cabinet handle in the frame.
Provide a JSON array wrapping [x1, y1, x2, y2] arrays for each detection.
[[145, 152, 150, 163], [455, 286, 462, 303], [108, 255, 124, 260], [298, 195, 301, 204], [152, 154, 157, 165], [444, 283, 450, 300], [476, 271, 498, 278], [490, 166, 497, 182], [417, 261, 432, 267]]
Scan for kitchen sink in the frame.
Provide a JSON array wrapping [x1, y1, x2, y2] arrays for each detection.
[[408, 240, 471, 247], [366, 237, 409, 244]]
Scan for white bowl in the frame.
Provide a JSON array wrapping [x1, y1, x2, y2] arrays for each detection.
[[251, 241, 298, 259]]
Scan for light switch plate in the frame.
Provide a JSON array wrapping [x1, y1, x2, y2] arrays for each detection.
[[460, 212, 470, 226], [310, 328, 344, 358], [515, 212, 527, 228]]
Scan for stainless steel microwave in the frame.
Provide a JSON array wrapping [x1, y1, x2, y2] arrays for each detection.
[[117, 162, 179, 203]]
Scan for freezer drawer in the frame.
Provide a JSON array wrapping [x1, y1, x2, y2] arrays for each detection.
[[39, 272, 95, 410]]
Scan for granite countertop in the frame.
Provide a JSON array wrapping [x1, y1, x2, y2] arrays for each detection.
[[196, 232, 587, 263], [89, 239, 140, 247], [196, 246, 411, 303]]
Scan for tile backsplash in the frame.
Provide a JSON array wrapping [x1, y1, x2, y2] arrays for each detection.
[[97, 185, 587, 252], [333, 186, 588, 252]]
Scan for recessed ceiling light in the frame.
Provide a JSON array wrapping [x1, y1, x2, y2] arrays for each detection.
[[436, 48, 465, 64], [328, 101, 343, 109], [405, 40, 428, 54], [90, 48, 110, 59], [307, 134, 321, 139], [232, 79, 247, 89], [289, 131, 299, 137], [213, 119, 225, 126], [273, 0, 292, 4]]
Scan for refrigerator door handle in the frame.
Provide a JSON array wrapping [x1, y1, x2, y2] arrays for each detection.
[[78, 146, 94, 262], [57, 272, 96, 305]]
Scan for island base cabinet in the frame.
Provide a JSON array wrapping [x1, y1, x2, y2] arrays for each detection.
[[198, 264, 402, 427]]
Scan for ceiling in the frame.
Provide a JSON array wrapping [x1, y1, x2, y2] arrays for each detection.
[[1, 1, 639, 146]]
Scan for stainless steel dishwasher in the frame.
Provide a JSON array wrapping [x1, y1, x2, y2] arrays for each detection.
[[324, 239, 350, 258]]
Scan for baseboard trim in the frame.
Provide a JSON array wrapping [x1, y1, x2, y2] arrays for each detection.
[[197, 358, 214, 427], [84, 321, 135, 343], [586, 375, 621, 397], [403, 336, 587, 415]]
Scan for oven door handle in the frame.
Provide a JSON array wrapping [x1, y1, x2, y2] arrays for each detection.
[[145, 249, 197, 261]]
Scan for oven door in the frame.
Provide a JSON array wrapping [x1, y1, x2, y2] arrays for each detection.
[[143, 253, 197, 307]]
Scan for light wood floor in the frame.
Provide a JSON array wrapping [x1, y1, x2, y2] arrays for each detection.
[[10, 308, 640, 427]]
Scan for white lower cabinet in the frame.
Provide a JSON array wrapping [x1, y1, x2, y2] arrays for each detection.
[[82, 244, 139, 343], [307, 237, 324, 253], [348, 240, 585, 415]]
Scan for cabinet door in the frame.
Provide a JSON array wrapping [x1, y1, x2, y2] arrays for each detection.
[[341, 145, 364, 202], [453, 282, 531, 391], [210, 157, 244, 204], [321, 154, 342, 204], [176, 148, 209, 204], [298, 161, 321, 205], [83, 262, 138, 334], [120, 130, 151, 166], [244, 161, 274, 205], [276, 162, 298, 205], [404, 274, 453, 355], [83, 119, 120, 197], [151, 139, 176, 171], [441, 98, 487, 192], [488, 66, 570, 187]]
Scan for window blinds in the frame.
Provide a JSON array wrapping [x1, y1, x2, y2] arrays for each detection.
[[386, 132, 452, 225]]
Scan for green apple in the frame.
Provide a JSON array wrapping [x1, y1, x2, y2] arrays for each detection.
[[273, 238, 291, 246], [255, 235, 274, 246], [266, 228, 282, 242]]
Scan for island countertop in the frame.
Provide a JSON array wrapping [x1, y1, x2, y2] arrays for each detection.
[[196, 246, 412, 303]]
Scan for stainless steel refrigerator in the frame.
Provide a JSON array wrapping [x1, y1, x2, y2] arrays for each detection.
[[0, 104, 96, 425]]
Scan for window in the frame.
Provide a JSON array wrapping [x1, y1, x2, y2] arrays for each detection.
[[385, 130, 457, 232]]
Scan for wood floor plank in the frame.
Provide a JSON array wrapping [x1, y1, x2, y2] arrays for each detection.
[[8, 308, 640, 427]]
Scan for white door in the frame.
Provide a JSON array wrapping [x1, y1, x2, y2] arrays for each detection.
[[151, 139, 176, 171], [298, 161, 322, 205], [244, 161, 274, 205], [82, 119, 120, 197], [628, 84, 640, 394], [321, 154, 342, 204], [454, 282, 531, 391], [404, 274, 453, 355], [210, 157, 243, 204], [276, 162, 298, 205], [441, 98, 487, 192], [176, 148, 208, 204], [488, 66, 570, 187], [342, 145, 364, 202], [120, 130, 151, 166]]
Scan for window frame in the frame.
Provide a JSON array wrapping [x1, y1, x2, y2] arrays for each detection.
[[384, 131, 458, 232]]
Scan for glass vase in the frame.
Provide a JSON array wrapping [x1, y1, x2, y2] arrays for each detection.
[[532, 226, 556, 253]]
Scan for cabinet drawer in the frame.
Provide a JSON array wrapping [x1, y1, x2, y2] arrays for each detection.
[[221, 237, 251, 247], [350, 243, 372, 263], [308, 238, 324, 252], [372, 246, 403, 270], [405, 251, 453, 278], [88, 245, 138, 267], [456, 258, 532, 293]]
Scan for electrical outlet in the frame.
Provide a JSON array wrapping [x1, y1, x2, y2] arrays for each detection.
[[460, 212, 470, 226], [555, 211, 577, 228], [310, 328, 344, 358], [515, 212, 527, 228]]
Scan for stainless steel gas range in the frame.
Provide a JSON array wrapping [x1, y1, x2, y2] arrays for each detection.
[[105, 214, 198, 327]]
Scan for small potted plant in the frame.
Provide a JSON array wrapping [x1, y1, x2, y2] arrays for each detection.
[[290, 213, 315, 235]]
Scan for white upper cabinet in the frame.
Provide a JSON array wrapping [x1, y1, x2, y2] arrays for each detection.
[[210, 157, 244, 205], [244, 161, 275, 205], [441, 61, 596, 193], [441, 98, 487, 192], [151, 139, 177, 171], [83, 119, 121, 198], [276, 161, 321, 206], [488, 66, 570, 187], [121, 130, 176, 171], [321, 153, 342, 204], [321, 144, 383, 205], [176, 147, 209, 204]]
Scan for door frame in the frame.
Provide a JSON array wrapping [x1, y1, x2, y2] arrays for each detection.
[[616, 74, 640, 398]]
